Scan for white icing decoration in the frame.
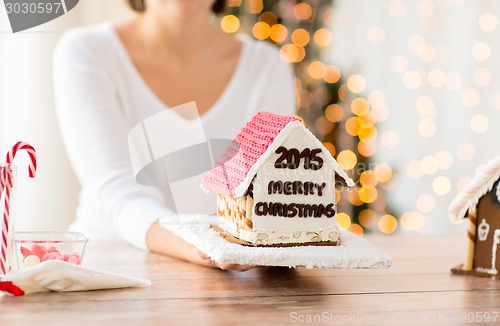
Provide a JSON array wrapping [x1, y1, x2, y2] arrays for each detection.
[[478, 219, 490, 241], [496, 181, 500, 203], [491, 229, 500, 273], [252, 127, 337, 232], [474, 267, 497, 275]]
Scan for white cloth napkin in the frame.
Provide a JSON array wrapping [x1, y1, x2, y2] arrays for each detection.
[[0, 260, 150, 296], [160, 215, 392, 269]]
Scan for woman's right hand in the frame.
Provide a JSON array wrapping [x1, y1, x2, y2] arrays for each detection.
[[146, 222, 254, 272]]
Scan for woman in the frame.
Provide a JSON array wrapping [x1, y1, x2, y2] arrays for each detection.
[[53, 0, 296, 270]]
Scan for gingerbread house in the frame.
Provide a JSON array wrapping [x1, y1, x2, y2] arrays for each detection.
[[202, 111, 354, 247], [449, 155, 500, 277]]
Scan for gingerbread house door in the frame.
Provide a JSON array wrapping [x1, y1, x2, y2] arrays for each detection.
[[473, 180, 500, 273]]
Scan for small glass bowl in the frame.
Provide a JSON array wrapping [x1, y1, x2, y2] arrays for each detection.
[[9, 231, 88, 271]]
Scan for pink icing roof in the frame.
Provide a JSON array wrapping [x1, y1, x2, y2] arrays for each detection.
[[202, 111, 299, 196], [449, 155, 500, 219]]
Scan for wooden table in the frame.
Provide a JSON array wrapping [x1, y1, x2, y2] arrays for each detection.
[[1, 234, 499, 325]]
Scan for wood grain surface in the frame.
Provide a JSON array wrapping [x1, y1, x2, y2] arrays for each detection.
[[1, 234, 498, 326]]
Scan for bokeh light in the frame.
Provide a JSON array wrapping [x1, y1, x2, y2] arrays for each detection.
[[432, 176, 451, 195], [351, 97, 369, 116], [390, 55, 408, 74], [325, 104, 343, 123], [348, 188, 363, 206], [470, 114, 489, 133], [337, 150, 357, 170], [457, 142, 475, 161], [315, 116, 334, 134], [247, 0, 263, 14], [291, 28, 310, 47], [294, 2, 313, 20], [381, 130, 400, 149], [347, 74, 366, 93], [314, 28, 333, 47], [378, 214, 398, 234], [387, 0, 406, 17], [259, 11, 277, 25], [416, 96, 436, 118], [308, 61, 326, 80], [280, 44, 305, 63], [368, 90, 386, 108], [367, 25, 385, 44], [323, 142, 336, 156], [358, 184, 378, 203], [435, 150, 453, 169], [403, 70, 423, 89], [407, 160, 424, 179], [252, 21, 270, 40], [416, 0, 435, 17], [420, 155, 439, 175], [358, 141, 376, 157], [417, 43, 436, 62], [400, 212, 426, 231], [374, 163, 393, 183], [269, 24, 288, 43], [472, 42, 491, 61], [349, 224, 364, 236], [323, 65, 341, 83], [359, 209, 377, 228], [479, 13, 498, 32], [427, 69, 446, 87], [416, 194, 435, 213], [220, 15, 240, 33], [336, 212, 351, 230], [462, 89, 480, 108], [473, 67, 492, 87], [418, 119, 437, 137]]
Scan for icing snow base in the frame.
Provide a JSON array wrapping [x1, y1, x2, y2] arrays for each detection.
[[159, 215, 392, 269]]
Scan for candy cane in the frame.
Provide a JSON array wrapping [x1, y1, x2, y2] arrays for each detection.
[[6, 142, 37, 178], [0, 142, 37, 275]]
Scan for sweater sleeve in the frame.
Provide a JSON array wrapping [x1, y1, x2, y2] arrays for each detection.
[[53, 29, 172, 250]]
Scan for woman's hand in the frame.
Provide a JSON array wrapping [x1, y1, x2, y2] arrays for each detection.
[[197, 250, 253, 272], [146, 222, 254, 272]]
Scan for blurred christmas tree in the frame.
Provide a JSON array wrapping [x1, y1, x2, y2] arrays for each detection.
[[220, 0, 396, 235]]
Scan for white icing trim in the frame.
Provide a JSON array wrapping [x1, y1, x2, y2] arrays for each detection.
[[475, 267, 498, 275], [234, 121, 354, 197], [497, 182, 500, 203]]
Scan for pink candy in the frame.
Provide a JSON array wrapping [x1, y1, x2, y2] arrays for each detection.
[[20, 244, 81, 266], [41, 251, 63, 262]]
